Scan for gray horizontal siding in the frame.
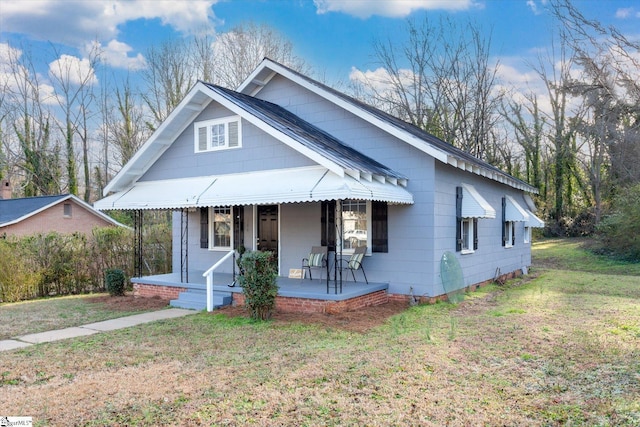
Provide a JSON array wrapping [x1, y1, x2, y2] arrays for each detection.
[[141, 102, 314, 182]]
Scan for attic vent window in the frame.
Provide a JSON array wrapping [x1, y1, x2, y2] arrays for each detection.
[[63, 203, 72, 218], [195, 116, 242, 153]]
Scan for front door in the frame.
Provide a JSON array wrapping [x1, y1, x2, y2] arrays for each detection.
[[257, 205, 278, 258]]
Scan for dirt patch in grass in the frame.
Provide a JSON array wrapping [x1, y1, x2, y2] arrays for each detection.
[[215, 300, 410, 333], [85, 293, 170, 311]]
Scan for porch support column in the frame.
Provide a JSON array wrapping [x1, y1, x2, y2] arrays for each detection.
[[133, 209, 143, 278], [337, 199, 343, 294], [329, 200, 343, 294], [180, 208, 189, 283]]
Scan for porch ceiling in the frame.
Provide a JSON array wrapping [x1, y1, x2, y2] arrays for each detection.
[[94, 166, 414, 210]]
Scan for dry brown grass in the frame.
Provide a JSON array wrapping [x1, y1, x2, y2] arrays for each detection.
[[0, 293, 168, 340], [1, 241, 639, 426]]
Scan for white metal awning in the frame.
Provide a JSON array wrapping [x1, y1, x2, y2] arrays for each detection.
[[94, 166, 414, 210], [526, 210, 545, 228], [505, 195, 530, 222], [461, 183, 496, 219]]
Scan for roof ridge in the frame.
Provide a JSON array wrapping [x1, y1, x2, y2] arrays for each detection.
[[255, 58, 537, 193], [202, 82, 407, 181]]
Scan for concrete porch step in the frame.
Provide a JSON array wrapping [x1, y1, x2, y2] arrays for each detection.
[[170, 288, 232, 311]]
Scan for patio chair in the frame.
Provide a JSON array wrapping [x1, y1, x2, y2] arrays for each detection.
[[301, 246, 328, 281], [340, 245, 368, 284]]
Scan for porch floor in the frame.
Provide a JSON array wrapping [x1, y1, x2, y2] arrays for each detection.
[[132, 271, 388, 302]]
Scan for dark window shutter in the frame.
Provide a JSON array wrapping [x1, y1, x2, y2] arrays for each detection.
[[501, 197, 507, 246], [456, 187, 463, 252], [512, 222, 516, 246], [200, 207, 209, 249], [372, 201, 388, 253], [321, 201, 336, 251], [473, 218, 479, 250], [233, 206, 244, 250]]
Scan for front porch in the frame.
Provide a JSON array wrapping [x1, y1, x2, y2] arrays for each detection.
[[132, 272, 389, 314]]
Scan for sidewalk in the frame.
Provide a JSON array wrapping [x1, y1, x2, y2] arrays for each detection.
[[0, 308, 194, 352]]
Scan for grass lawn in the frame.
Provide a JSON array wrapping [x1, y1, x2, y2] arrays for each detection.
[[0, 238, 638, 426], [0, 293, 168, 340]]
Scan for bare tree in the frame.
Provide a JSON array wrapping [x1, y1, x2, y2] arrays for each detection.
[[109, 78, 150, 168], [531, 38, 579, 221], [4, 44, 62, 196], [212, 22, 309, 89], [501, 92, 546, 192], [142, 22, 308, 130], [551, 0, 640, 191], [141, 38, 197, 128], [47, 44, 100, 198], [357, 17, 502, 160]]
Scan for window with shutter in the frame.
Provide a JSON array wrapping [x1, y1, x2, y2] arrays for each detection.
[[194, 116, 242, 153], [456, 186, 478, 254], [332, 200, 388, 254]]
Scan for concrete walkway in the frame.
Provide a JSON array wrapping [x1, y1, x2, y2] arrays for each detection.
[[0, 308, 194, 352]]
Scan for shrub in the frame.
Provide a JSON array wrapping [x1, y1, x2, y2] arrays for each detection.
[[238, 251, 278, 321], [567, 210, 596, 237], [543, 210, 596, 238], [105, 268, 127, 296], [597, 184, 640, 261], [0, 239, 40, 302], [92, 226, 134, 281]]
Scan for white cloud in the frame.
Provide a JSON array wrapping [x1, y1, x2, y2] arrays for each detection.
[[314, 0, 480, 18], [91, 40, 147, 71], [615, 7, 640, 19], [0, 43, 57, 106], [526, 0, 547, 16], [48, 55, 98, 87], [0, 0, 219, 75], [0, 43, 22, 91], [1, 1, 218, 45], [615, 7, 633, 19], [349, 66, 419, 99]]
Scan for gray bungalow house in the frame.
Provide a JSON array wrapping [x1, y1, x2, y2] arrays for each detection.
[[95, 58, 544, 313]]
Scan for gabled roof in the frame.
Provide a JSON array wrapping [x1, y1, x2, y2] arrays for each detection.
[[104, 81, 407, 195], [239, 58, 538, 194], [205, 84, 407, 185], [0, 194, 124, 228]]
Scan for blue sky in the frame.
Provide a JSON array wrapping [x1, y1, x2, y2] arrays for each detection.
[[1, 0, 639, 92]]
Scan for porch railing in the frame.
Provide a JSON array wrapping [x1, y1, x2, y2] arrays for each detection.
[[202, 250, 235, 312]]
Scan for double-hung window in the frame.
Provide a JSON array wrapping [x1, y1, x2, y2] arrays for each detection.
[[321, 200, 387, 254], [195, 116, 241, 153], [212, 207, 232, 249], [341, 200, 369, 253], [504, 220, 514, 248], [460, 218, 475, 253]]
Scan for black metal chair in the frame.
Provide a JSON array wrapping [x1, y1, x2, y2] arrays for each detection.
[[340, 245, 368, 283], [301, 246, 328, 281]]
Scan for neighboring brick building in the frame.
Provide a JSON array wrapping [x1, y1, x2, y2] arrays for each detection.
[[0, 192, 123, 237]]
